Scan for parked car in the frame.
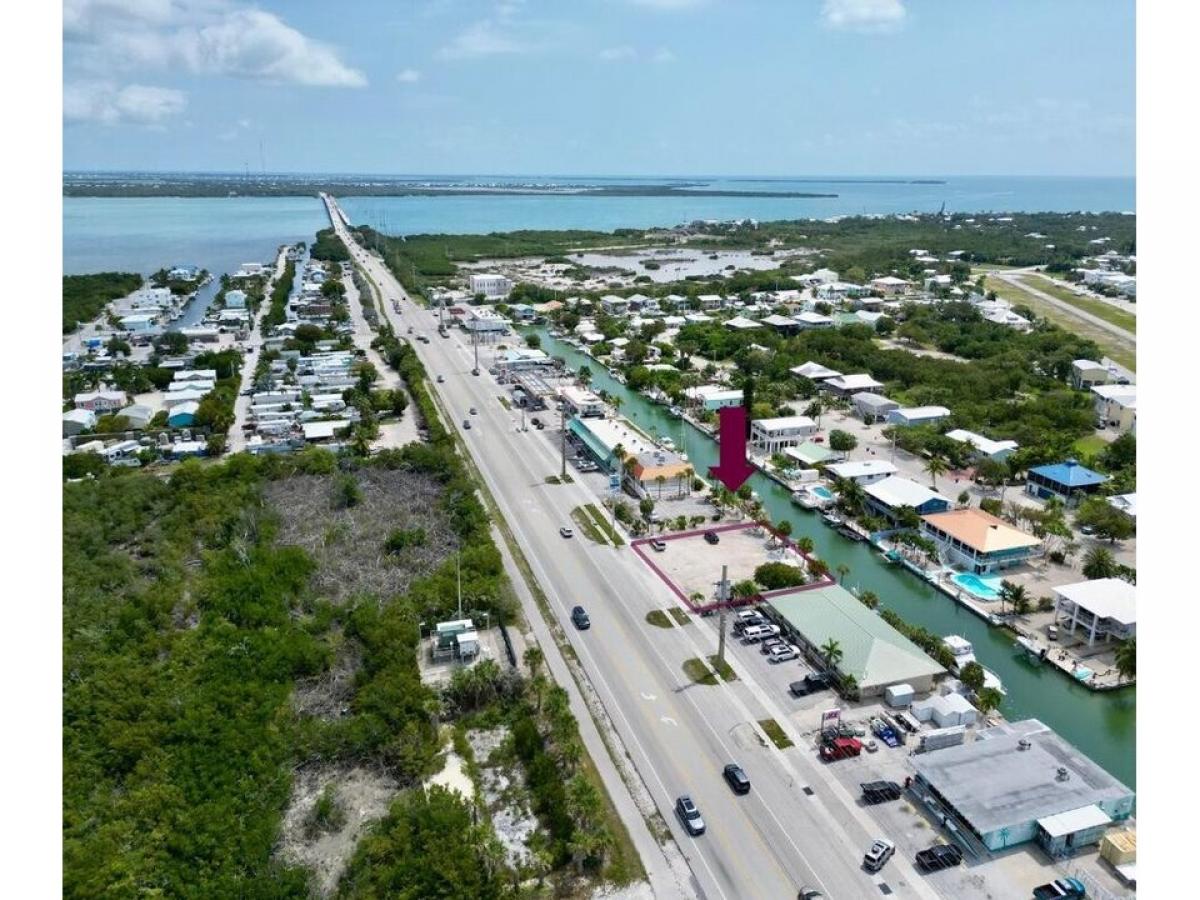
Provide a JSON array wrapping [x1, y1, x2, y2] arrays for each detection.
[[915, 843, 963, 872], [768, 644, 799, 663], [860, 781, 902, 805], [862, 838, 896, 873], [760, 637, 786, 655], [804, 672, 833, 691], [722, 763, 751, 795], [1032, 878, 1086, 900], [436, 374, 444, 383], [463, 419, 471, 429], [797, 889, 825, 900], [674, 795, 706, 836], [740, 624, 779, 644], [704, 530, 720, 545], [571, 606, 591, 630], [789, 680, 813, 697], [820, 737, 862, 761], [649, 539, 667, 552], [530, 417, 542, 428]]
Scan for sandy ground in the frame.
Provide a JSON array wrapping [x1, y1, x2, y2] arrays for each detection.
[[427, 748, 475, 801], [649, 523, 809, 602], [275, 765, 400, 897]]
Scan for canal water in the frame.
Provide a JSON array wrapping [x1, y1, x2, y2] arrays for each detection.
[[531, 328, 1136, 789]]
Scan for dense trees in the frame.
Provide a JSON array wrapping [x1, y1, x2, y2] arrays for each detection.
[[63, 272, 142, 332], [310, 227, 351, 262], [753, 562, 806, 590]]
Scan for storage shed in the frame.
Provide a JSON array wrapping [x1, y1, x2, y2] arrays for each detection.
[[885, 683, 915, 707]]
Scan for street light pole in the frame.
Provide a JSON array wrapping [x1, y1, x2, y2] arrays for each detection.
[[560, 403, 567, 478]]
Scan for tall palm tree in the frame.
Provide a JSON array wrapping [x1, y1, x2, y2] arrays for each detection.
[[836, 562, 851, 583], [1115, 637, 1136, 683], [820, 638, 843, 672], [1083, 546, 1119, 580], [924, 456, 948, 489], [975, 687, 1004, 716], [858, 589, 880, 610], [796, 535, 815, 556], [655, 474, 667, 499]]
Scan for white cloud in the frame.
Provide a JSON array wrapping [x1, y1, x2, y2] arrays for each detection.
[[599, 45, 637, 61], [397, 68, 423, 83], [64, 1, 366, 87], [436, 21, 525, 59], [821, 0, 907, 33], [652, 46, 676, 63], [64, 81, 186, 125]]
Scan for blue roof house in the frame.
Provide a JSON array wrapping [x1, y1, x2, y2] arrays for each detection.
[[1025, 460, 1108, 507], [167, 401, 200, 428]]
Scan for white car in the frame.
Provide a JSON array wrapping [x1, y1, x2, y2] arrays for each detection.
[[863, 838, 896, 873], [559, 526, 574, 538], [768, 644, 799, 663]]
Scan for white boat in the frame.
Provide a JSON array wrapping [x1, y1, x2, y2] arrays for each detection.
[[1014, 634, 1047, 662], [793, 485, 834, 510], [943, 635, 976, 667], [981, 666, 1006, 696], [660, 438, 676, 451], [667, 405, 683, 418]]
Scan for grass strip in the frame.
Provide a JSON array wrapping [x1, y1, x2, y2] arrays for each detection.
[[668, 608, 692, 627], [1020, 274, 1137, 334], [584, 504, 625, 546], [645, 610, 674, 629], [759, 718, 794, 750], [570, 506, 609, 545]]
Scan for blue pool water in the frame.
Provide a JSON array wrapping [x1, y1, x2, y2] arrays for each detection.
[[951, 572, 1004, 601], [810, 486, 835, 500]]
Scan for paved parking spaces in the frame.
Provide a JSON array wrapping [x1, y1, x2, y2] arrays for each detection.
[[635, 522, 813, 607]]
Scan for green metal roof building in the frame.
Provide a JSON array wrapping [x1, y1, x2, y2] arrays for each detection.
[[784, 441, 837, 467], [766, 584, 945, 696]]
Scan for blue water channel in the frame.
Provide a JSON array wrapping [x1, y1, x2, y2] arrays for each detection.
[[531, 328, 1136, 789]]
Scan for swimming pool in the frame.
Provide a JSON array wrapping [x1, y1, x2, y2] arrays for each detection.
[[810, 486, 835, 501], [950, 572, 1004, 601]]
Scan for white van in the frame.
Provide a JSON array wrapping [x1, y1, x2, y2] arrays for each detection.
[[741, 624, 779, 644]]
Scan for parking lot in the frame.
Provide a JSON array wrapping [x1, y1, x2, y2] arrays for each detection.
[[637, 522, 813, 606]]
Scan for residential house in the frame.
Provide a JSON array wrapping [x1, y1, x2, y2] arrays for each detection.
[[794, 311, 834, 329], [823, 459, 898, 486], [224, 289, 247, 309], [1092, 384, 1137, 433], [468, 273, 513, 299], [750, 416, 818, 454], [1071, 359, 1112, 390], [168, 402, 200, 428], [870, 275, 911, 296], [62, 408, 97, 436], [1053, 579, 1136, 647], [921, 508, 1042, 574], [945, 428, 1018, 462], [762, 314, 801, 336], [74, 390, 127, 412], [685, 385, 744, 410], [118, 405, 154, 429], [790, 361, 843, 382], [1025, 460, 1108, 506], [852, 392, 899, 421], [823, 373, 885, 396], [863, 476, 952, 519], [724, 315, 762, 331]]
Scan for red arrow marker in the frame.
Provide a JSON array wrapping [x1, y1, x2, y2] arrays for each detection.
[[709, 404, 756, 491]]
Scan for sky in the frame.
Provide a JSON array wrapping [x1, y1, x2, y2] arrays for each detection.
[[62, 0, 1136, 176]]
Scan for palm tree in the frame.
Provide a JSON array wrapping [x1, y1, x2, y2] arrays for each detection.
[[820, 638, 843, 672], [796, 535, 815, 556], [1009, 583, 1032, 617], [1114, 637, 1136, 682], [681, 466, 694, 497], [655, 474, 667, 499], [1083, 547, 1119, 580], [924, 456, 948, 489], [839, 673, 859, 700], [808, 558, 831, 580], [835, 562, 851, 583], [610, 395, 623, 417], [858, 589, 880, 610], [577, 364, 592, 385], [975, 687, 1004, 716]]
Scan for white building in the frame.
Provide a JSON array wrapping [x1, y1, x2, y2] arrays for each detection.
[[1053, 579, 1136, 647], [945, 428, 1018, 462], [560, 386, 606, 418], [794, 311, 833, 329], [887, 406, 952, 427], [870, 275, 911, 296], [63, 408, 97, 436], [1092, 384, 1137, 433], [685, 385, 744, 410], [74, 390, 128, 412], [462, 306, 509, 334], [224, 289, 247, 309], [823, 459, 898, 485], [469, 273, 514, 299], [823, 373, 884, 396], [750, 416, 818, 453], [120, 313, 158, 333], [1071, 359, 1112, 390], [790, 361, 843, 382]]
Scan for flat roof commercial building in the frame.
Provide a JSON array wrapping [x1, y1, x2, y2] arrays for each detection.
[[750, 416, 817, 453], [559, 385, 606, 418], [852, 392, 899, 421], [912, 719, 1133, 855], [469, 273, 513, 299], [765, 584, 944, 696], [922, 508, 1042, 574], [1053, 579, 1136, 647]]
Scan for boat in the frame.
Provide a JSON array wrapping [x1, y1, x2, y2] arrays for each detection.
[[1014, 634, 1048, 662], [837, 523, 867, 542], [884, 549, 903, 564], [943, 635, 977, 667], [821, 511, 844, 527], [667, 405, 683, 418], [660, 437, 676, 451]]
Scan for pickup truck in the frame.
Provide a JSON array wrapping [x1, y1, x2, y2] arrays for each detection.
[[1032, 878, 1086, 899]]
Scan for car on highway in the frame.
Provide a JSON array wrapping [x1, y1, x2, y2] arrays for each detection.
[[469, 407, 477, 415], [674, 795, 705, 836], [463, 419, 471, 429], [472, 368, 480, 376], [436, 374, 444, 383], [530, 417, 542, 428], [768, 644, 800, 663], [704, 530, 720, 545], [559, 526, 574, 538], [571, 606, 591, 630], [649, 539, 667, 552], [797, 889, 825, 900], [863, 838, 896, 873], [722, 763, 751, 795]]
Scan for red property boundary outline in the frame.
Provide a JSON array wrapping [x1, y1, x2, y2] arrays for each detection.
[[630, 521, 836, 614]]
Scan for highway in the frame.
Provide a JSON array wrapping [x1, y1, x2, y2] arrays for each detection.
[[322, 195, 941, 900]]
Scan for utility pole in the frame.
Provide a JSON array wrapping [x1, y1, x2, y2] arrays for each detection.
[[716, 564, 730, 669], [456, 552, 463, 619], [473, 330, 480, 374], [560, 403, 567, 478]]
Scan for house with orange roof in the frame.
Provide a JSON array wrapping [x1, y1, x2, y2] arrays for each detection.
[[921, 507, 1043, 574]]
